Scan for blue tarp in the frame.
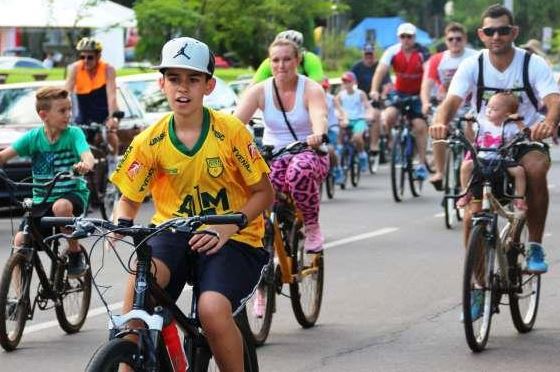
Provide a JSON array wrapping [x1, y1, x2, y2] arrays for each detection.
[[345, 17, 433, 50]]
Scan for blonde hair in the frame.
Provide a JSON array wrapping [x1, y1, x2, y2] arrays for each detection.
[[268, 38, 301, 60], [35, 87, 69, 113], [490, 92, 519, 114]]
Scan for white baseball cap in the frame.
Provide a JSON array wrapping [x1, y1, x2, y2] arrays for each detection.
[[397, 23, 417, 36], [152, 36, 215, 75]]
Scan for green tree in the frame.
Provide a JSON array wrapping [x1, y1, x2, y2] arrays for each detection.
[[133, 0, 333, 68]]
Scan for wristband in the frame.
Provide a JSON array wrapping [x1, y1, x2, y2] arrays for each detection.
[[117, 218, 134, 228]]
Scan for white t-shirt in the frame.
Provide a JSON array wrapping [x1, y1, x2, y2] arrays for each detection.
[[473, 117, 520, 160], [338, 89, 365, 120], [428, 48, 478, 90], [448, 47, 559, 126]]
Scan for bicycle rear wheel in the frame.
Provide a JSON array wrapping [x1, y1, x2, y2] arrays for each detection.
[[289, 219, 324, 328], [325, 171, 335, 199], [0, 252, 32, 351], [407, 138, 422, 197], [507, 219, 541, 333], [55, 246, 92, 334], [390, 136, 406, 202], [463, 224, 496, 352]]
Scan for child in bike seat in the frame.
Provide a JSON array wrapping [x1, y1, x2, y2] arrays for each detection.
[[110, 36, 274, 370], [334, 71, 373, 172], [457, 92, 527, 211], [0, 87, 95, 277]]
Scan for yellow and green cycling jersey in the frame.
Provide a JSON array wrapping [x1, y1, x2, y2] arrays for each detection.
[[110, 108, 270, 248]]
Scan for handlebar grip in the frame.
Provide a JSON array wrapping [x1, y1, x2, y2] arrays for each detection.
[[41, 217, 76, 228], [200, 213, 247, 227]]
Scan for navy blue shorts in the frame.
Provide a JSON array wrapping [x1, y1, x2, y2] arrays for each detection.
[[148, 231, 269, 314], [20, 192, 85, 235]]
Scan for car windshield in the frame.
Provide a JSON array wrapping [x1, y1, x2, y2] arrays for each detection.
[[0, 87, 41, 125], [124, 76, 237, 113]]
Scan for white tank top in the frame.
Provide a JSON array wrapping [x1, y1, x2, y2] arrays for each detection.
[[339, 89, 364, 120], [262, 75, 312, 148]]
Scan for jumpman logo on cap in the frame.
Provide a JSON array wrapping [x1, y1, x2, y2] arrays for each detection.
[[173, 42, 191, 60]]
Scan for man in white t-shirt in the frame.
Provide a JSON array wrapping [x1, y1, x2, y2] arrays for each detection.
[[430, 4, 560, 273], [421, 22, 477, 189]]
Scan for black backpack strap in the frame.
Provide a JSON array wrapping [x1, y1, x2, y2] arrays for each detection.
[[476, 53, 484, 113], [522, 52, 539, 110]]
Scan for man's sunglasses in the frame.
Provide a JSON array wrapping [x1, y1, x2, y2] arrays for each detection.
[[481, 26, 513, 37], [79, 55, 96, 61], [446, 36, 463, 42], [399, 34, 414, 39]]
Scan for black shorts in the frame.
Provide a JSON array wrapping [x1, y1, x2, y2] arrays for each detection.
[[149, 232, 269, 314], [20, 192, 85, 234], [512, 142, 550, 163]]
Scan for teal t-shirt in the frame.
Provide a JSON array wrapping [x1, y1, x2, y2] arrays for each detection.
[[12, 126, 90, 206]]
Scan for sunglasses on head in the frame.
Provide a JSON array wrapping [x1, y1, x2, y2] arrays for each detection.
[[79, 54, 95, 61], [447, 36, 463, 42], [399, 34, 414, 39], [481, 26, 513, 37]]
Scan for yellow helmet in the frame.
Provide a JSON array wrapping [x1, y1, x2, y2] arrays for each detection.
[[76, 37, 103, 52]]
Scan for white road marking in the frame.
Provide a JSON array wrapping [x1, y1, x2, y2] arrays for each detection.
[[433, 212, 445, 218], [324, 227, 398, 249], [24, 227, 397, 334]]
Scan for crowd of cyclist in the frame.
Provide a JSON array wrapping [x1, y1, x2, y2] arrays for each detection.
[[1, 2, 560, 369]]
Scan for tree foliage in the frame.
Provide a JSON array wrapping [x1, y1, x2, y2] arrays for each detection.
[[133, 0, 332, 68]]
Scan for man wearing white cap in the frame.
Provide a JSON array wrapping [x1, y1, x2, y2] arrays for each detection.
[[110, 36, 274, 370], [370, 22, 431, 180]]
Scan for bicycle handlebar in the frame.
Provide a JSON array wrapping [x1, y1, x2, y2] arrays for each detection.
[[41, 213, 248, 243], [260, 134, 329, 161]]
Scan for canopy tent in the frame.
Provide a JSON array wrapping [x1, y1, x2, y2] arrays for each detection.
[[0, 0, 136, 68], [345, 17, 433, 50], [0, 0, 135, 29]]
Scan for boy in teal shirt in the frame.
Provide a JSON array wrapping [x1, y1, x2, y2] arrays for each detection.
[[0, 87, 95, 276]]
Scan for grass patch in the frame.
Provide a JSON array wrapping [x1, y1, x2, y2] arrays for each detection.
[[0, 66, 257, 84]]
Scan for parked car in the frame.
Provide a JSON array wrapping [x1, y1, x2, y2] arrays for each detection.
[[118, 72, 239, 123], [0, 79, 149, 207], [0, 56, 44, 69]]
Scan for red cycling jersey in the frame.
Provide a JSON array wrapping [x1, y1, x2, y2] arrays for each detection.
[[380, 44, 424, 95]]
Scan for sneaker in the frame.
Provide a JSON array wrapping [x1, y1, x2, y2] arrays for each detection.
[[304, 223, 324, 253], [67, 251, 87, 278], [253, 289, 266, 318], [414, 164, 429, 181], [526, 242, 549, 273], [359, 152, 368, 173], [333, 166, 345, 185]]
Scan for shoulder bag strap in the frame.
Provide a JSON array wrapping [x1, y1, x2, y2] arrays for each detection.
[[272, 78, 298, 141]]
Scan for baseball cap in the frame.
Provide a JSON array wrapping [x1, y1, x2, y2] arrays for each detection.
[[152, 36, 215, 75], [397, 23, 416, 36], [341, 71, 356, 83], [363, 44, 374, 54]]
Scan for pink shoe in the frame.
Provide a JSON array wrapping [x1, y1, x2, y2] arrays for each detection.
[[456, 192, 472, 208], [513, 198, 528, 211], [253, 289, 266, 318], [304, 223, 324, 253]]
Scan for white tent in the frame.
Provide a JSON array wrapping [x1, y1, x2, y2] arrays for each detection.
[[0, 0, 136, 68]]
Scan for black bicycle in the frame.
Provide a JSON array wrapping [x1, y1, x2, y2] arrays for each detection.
[[439, 128, 541, 352], [42, 214, 258, 371], [389, 96, 424, 202], [76, 111, 124, 220], [0, 170, 92, 351]]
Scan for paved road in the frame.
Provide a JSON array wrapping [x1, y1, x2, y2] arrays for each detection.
[[2, 148, 560, 371]]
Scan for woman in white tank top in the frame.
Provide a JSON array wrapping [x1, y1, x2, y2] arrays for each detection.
[[235, 38, 329, 253]]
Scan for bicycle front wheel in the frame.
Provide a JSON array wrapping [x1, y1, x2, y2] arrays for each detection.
[[350, 151, 360, 187], [55, 247, 92, 334], [443, 147, 458, 229], [508, 219, 541, 333], [246, 223, 275, 346], [463, 224, 496, 352], [101, 182, 120, 221], [86, 339, 139, 371], [289, 220, 324, 328], [0, 252, 32, 351], [390, 136, 406, 202], [325, 171, 335, 199]]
